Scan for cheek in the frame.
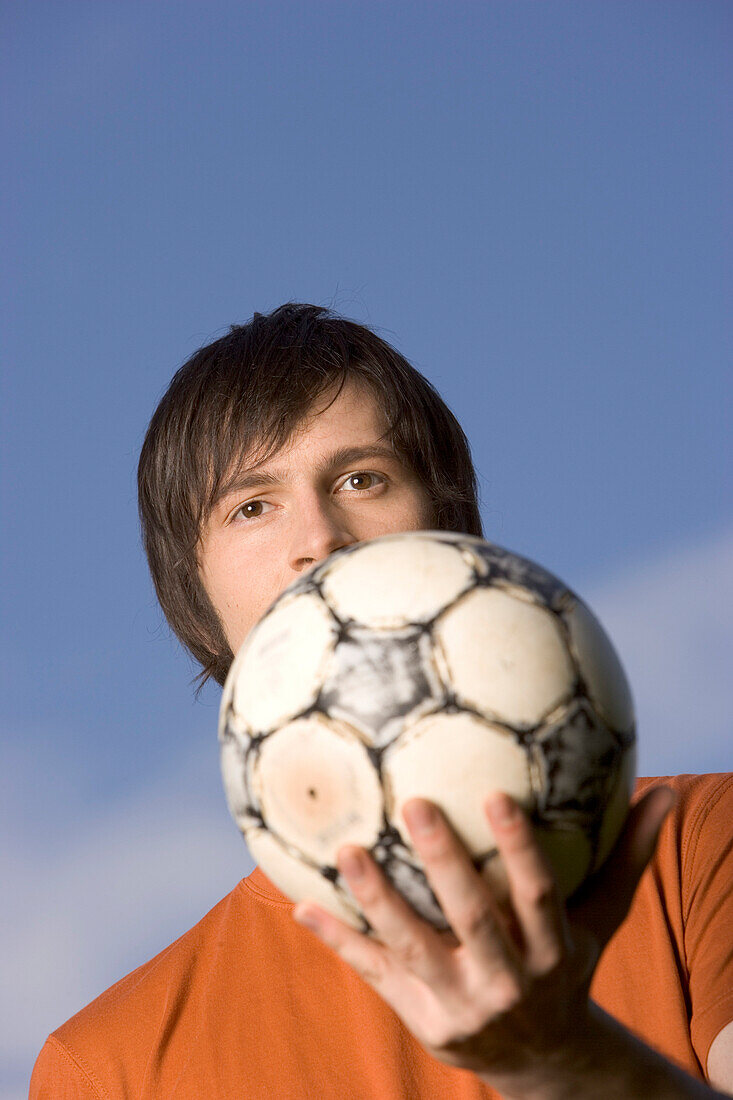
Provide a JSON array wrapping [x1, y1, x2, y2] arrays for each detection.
[[402, 487, 436, 531], [218, 564, 293, 655], [198, 542, 254, 649], [368, 490, 434, 538], [220, 581, 267, 651]]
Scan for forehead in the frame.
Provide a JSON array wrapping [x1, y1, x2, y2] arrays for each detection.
[[212, 379, 396, 499], [287, 378, 389, 447]]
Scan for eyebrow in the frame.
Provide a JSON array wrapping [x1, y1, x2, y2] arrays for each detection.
[[216, 444, 402, 503]]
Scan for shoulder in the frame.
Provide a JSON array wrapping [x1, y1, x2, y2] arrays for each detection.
[[634, 772, 733, 804], [635, 773, 733, 862], [58, 881, 246, 1033], [593, 775, 733, 1076]]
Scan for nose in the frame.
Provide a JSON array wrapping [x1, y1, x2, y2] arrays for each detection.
[[288, 496, 356, 573]]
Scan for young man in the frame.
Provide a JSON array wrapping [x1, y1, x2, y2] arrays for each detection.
[[31, 304, 733, 1098]]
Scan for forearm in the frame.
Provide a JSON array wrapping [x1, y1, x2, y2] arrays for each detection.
[[479, 1004, 728, 1100]]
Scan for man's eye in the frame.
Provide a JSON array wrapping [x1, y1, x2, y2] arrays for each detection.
[[340, 472, 383, 492], [234, 500, 273, 520]]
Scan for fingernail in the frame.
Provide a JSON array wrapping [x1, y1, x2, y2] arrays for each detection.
[[339, 850, 366, 881], [405, 801, 437, 834], [294, 906, 321, 933], [489, 793, 517, 826]]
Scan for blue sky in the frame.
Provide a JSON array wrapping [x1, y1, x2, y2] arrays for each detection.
[[2, 3, 731, 1094]]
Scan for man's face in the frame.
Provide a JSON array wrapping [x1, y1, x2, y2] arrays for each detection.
[[198, 380, 435, 656]]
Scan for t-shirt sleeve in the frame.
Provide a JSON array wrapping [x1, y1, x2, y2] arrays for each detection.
[[29, 1036, 102, 1100], [683, 774, 733, 1072]]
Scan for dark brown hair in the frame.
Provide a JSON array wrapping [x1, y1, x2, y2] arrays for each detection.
[[138, 303, 483, 687]]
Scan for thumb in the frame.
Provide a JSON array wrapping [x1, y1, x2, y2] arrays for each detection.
[[620, 784, 677, 885], [570, 785, 676, 946]]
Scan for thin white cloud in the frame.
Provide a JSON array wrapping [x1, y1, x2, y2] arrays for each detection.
[[3, 744, 251, 1094], [586, 527, 733, 776]]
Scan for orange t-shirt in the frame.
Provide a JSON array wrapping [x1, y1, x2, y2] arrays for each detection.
[[30, 774, 733, 1099]]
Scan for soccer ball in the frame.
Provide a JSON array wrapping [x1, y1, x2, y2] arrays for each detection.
[[219, 531, 636, 932]]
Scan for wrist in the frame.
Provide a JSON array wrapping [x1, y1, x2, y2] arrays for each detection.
[[478, 1003, 718, 1100]]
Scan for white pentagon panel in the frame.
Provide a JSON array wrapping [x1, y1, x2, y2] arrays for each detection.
[[566, 599, 635, 736], [594, 739, 637, 871], [384, 712, 532, 856], [253, 716, 383, 865], [435, 587, 575, 726], [219, 735, 256, 829], [232, 592, 335, 732], [245, 828, 364, 930], [322, 535, 472, 628]]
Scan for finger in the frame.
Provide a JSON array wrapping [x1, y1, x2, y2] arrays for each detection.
[[618, 785, 676, 882], [402, 798, 519, 977], [293, 901, 393, 987], [335, 845, 454, 989], [485, 793, 567, 973], [293, 900, 452, 1038]]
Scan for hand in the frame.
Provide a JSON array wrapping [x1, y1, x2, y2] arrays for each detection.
[[293, 785, 675, 1085]]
